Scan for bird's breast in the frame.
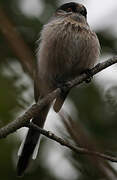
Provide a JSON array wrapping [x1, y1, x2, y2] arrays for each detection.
[[37, 18, 100, 94]]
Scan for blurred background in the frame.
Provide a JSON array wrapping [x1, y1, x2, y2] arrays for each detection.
[[0, 0, 117, 179]]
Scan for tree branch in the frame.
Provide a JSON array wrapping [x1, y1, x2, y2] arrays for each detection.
[[27, 122, 117, 163], [0, 56, 117, 139]]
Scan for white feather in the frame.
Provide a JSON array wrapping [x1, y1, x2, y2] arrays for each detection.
[[18, 130, 28, 157], [32, 137, 41, 160]]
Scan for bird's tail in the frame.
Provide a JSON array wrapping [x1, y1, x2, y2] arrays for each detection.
[[17, 106, 49, 176], [53, 90, 69, 112]]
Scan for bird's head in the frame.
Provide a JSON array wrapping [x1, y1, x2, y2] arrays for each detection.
[[55, 2, 87, 20]]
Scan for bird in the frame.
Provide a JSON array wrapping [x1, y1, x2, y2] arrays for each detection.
[[17, 2, 100, 176]]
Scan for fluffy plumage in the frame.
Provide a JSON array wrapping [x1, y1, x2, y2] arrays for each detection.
[[17, 2, 100, 176]]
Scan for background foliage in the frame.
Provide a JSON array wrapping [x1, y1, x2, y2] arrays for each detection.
[[0, 0, 117, 179]]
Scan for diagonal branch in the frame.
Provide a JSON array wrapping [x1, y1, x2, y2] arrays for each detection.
[[27, 122, 117, 163], [0, 56, 117, 139]]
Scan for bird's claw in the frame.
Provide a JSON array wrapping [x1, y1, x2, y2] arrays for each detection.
[[84, 69, 93, 83]]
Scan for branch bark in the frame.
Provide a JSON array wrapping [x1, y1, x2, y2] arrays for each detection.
[[27, 122, 117, 163], [0, 56, 117, 139]]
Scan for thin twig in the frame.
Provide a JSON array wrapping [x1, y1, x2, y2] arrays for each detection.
[[28, 122, 117, 163], [0, 56, 117, 138]]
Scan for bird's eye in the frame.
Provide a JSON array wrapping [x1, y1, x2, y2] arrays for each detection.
[[66, 8, 72, 12]]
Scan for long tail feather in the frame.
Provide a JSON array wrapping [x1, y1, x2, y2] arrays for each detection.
[[17, 124, 40, 176], [17, 106, 49, 176]]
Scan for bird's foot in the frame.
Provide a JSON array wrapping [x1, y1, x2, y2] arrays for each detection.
[[84, 69, 93, 83]]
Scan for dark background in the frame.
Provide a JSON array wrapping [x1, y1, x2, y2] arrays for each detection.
[[0, 0, 117, 179]]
